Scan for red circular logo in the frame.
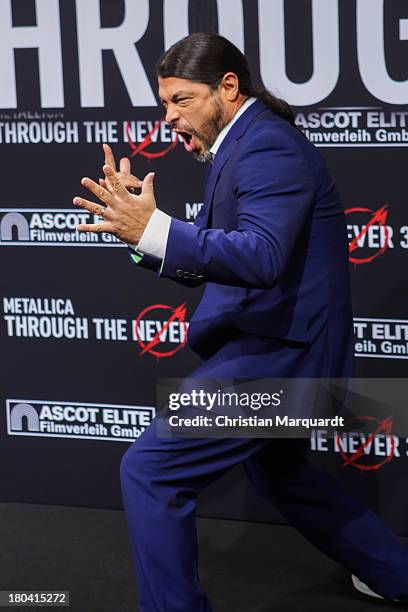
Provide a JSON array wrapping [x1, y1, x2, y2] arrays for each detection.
[[335, 415, 395, 472], [346, 205, 390, 265], [125, 118, 179, 159], [134, 303, 188, 358]]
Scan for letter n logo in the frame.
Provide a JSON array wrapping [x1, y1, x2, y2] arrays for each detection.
[[8, 402, 40, 432], [0, 212, 30, 241]]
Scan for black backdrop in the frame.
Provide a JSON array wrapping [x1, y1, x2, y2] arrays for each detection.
[[1, 0, 407, 533]]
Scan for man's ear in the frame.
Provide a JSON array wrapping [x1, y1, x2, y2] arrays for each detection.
[[220, 72, 240, 101]]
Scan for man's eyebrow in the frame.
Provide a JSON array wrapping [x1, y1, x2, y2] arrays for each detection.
[[172, 90, 194, 99], [160, 90, 194, 104]]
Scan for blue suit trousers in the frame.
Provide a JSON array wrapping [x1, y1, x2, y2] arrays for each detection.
[[120, 335, 408, 610]]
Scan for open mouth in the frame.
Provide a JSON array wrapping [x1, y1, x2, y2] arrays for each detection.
[[174, 129, 197, 152]]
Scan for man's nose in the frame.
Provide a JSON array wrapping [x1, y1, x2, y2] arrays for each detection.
[[165, 104, 180, 124]]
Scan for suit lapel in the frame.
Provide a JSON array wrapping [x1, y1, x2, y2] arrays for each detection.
[[202, 147, 230, 227], [202, 99, 268, 227]]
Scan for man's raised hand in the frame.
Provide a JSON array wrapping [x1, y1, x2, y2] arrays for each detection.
[[73, 163, 156, 244]]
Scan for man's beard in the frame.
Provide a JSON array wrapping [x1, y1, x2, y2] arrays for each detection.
[[189, 95, 228, 162]]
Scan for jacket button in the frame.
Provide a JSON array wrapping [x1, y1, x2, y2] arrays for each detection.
[[176, 269, 183, 277], [190, 273, 197, 280], [183, 271, 191, 279]]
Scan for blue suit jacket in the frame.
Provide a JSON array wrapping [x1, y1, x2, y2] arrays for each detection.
[[132, 100, 354, 378]]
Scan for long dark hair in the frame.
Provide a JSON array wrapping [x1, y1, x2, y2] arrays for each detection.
[[157, 32, 295, 125]]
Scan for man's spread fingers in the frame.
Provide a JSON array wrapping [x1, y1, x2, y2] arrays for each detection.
[[73, 196, 109, 218], [103, 143, 117, 172], [81, 176, 112, 204], [103, 165, 128, 197], [120, 157, 131, 174], [117, 173, 143, 189], [76, 221, 115, 233]]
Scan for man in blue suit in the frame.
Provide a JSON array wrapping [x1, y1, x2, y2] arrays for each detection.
[[74, 33, 408, 610]]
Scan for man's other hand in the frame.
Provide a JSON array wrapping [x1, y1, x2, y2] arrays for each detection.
[[73, 163, 156, 244], [99, 143, 143, 193]]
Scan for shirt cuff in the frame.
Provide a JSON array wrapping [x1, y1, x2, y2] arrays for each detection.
[[127, 209, 172, 260]]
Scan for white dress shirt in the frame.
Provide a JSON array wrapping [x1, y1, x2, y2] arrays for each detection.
[[128, 97, 257, 260]]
